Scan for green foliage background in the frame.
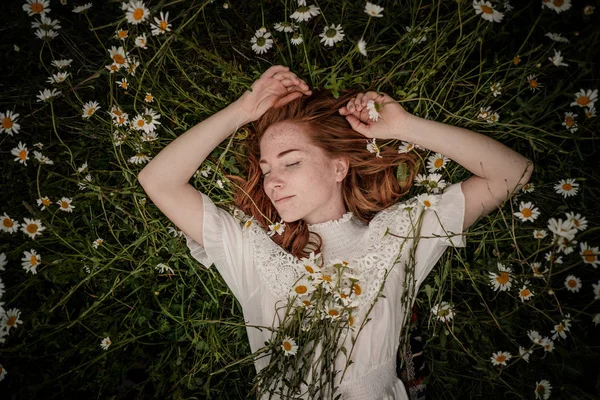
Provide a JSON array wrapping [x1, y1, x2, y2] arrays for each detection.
[[1, 0, 599, 399]]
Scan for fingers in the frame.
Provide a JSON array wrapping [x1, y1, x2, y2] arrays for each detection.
[[341, 91, 388, 115], [344, 114, 371, 137], [262, 65, 289, 78]]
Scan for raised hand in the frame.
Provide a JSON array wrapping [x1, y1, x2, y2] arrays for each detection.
[[234, 65, 312, 124], [338, 91, 410, 140]]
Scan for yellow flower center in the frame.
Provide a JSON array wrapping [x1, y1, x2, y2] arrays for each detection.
[[133, 8, 144, 20], [565, 116, 574, 126], [283, 341, 292, 351], [110, 64, 118, 71], [328, 309, 339, 317], [496, 354, 506, 363], [118, 30, 128, 38], [496, 271, 509, 284], [61, 201, 69, 208], [513, 56, 520, 65], [520, 288, 531, 297], [322, 275, 332, 282], [577, 96, 590, 106], [295, 285, 307, 294], [31, 255, 38, 265], [434, 158, 443, 168], [481, 5, 493, 14], [117, 117, 126, 124], [556, 323, 564, 332], [521, 208, 532, 218], [302, 300, 311, 307], [583, 250, 596, 262], [245, 220, 252, 228], [113, 54, 125, 65], [553, 0, 564, 6], [7, 316, 17, 326], [27, 224, 38, 234], [31, 2, 43, 13], [567, 279, 577, 288], [121, 82, 128, 88], [562, 183, 572, 191], [87, 108, 96, 116], [423, 200, 431, 208], [2, 117, 13, 129], [349, 315, 354, 326], [19, 150, 27, 160], [529, 79, 538, 88], [145, 94, 152, 101], [533, 267, 541, 275], [137, 119, 145, 127], [305, 265, 314, 274], [160, 21, 168, 30], [353, 283, 362, 295], [3, 218, 14, 228], [43, 198, 51, 206]]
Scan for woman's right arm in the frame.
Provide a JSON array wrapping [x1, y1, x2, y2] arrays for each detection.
[[137, 65, 311, 247]]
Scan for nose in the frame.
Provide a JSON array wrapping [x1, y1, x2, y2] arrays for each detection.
[[264, 170, 284, 193]]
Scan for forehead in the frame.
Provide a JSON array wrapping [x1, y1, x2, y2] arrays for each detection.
[[259, 121, 313, 155]]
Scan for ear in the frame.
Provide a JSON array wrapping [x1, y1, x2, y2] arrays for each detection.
[[333, 157, 350, 182]]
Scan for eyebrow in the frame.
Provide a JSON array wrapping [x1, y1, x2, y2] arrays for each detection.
[[259, 149, 302, 164]]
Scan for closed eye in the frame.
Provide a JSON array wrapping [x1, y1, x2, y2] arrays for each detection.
[[262, 162, 300, 177]]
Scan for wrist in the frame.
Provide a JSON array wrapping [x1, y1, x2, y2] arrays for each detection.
[[226, 98, 253, 127]]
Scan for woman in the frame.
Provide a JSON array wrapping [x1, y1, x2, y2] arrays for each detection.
[[138, 65, 533, 399]]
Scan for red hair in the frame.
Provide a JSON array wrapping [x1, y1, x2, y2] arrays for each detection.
[[227, 90, 417, 259]]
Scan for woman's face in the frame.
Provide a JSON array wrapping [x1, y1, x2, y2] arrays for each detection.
[[259, 121, 348, 225]]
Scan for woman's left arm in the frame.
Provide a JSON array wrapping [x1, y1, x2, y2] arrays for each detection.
[[339, 91, 534, 231]]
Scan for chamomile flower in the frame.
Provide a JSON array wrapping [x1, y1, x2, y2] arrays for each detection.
[[325, 305, 342, 320], [115, 29, 129, 40], [1, 213, 20, 234], [151, 11, 171, 36], [551, 316, 571, 340], [47, 71, 70, 84], [527, 74, 542, 91], [584, 5, 595, 15], [521, 182, 535, 193], [290, 4, 320, 22], [553, 178, 579, 197], [37, 88, 61, 102], [518, 283, 534, 302], [108, 46, 127, 67], [473, 0, 504, 22], [144, 92, 154, 103], [560, 112, 578, 132], [489, 262, 513, 291], [250, 28, 273, 54], [366, 138, 382, 158], [519, 346, 533, 362], [92, 238, 104, 248], [51, 59, 73, 69], [281, 336, 298, 356], [398, 141, 422, 153], [530, 262, 546, 278], [564, 275, 581, 292], [300, 252, 322, 276], [35, 29, 59, 40], [528, 330, 543, 345], [290, 33, 303, 45], [542, 0, 572, 13], [478, 106, 492, 120], [100, 337, 112, 350], [82, 101, 100, 119], [125, 57, 140, 75], [21, 249, 41, 274], [547, 217, 577, 241], [11, 142, 29, 166], [426, 152, 449, 173], [117, 78, 129, 90], [357, 38, 367, 56], [131, 108, 161, 133], [33, 151, 53, 165], [31, 15, 61, 31], [594, 314, 600, 326], [548, 49, 568, 67], [540, 337, 554, 352], [431, 301, 454, 322], [319, 24, 345, 47], [535, 380, 552, 400], [72, 2, 93, 13], [37, 196, 52, 211], [585, 105, 596, 119], [155, 263, 174, 274], [268, 220, 285, 236], [273, 21, 297, 33], [490, 351, 511, 366], [128, 152, 151, 164], [490, 82, 502, 97], [1, 111, 20, 136], [514, 201, 540, 222], [1, 308, 23, 332], [134, 33, 148, 48], [364, 2, 384, 18], [57, 197, 75, 212], [579, 242, 599, 268], [594, 281, 600, 300], [570, 88, 597, 108], [366, 100, 380, 121], [544, 251, 563, 264], [23, 0, 51, 16], [424, 173, 447, 193], [415, 193, 438, 210], [557, 236, 576, 254], [405, 26, 429, 44], [125, 0, 150, 25], [545, 32, 569, 43], [292, 278, 316, 296]]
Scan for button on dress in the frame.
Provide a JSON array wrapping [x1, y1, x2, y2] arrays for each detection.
[[184, 182, 466, 400]]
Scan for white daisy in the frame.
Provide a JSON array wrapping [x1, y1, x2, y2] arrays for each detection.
[[540, 337, 554, 352], [553, 178, 579, 198], [37, 196, 52, 210], [366, 138, 382, 158], [117, 78, 129, 90], [561, 112, 578, 133], [281, 336, 298, 356], [594, 281, 600, 300], [426, 152, 449, 173], [398, 141, 422, 153], [115, 29, 129, 40], [564, 275, 581, 292], [1, 308, 23, 332], [37, 88, 61, 102], [250, 28, 273, 54], [0, 111, 21, 136], [72, 2, 93, 13], [519, 346, 533, 362], [548, 49, 568, 67], [366, 99, 380, 121], [431, 301, 454, 322], [585, 105, 596, 119], [291, 278, 316, 296], [34, 29, 59, 40], [535, 379, 552, 400], [23, 0, 51, 16], [551, 316, 571, 340], [134, 33, 148, 48], [424, 173, 447, 193], [11, 142, 29, 166], [518, 283, 534, 302], [513, 201, 540, 222], [527, 74, 542, 91], [21, 249, 41, 274], [268, 220, 285, 237], [100, 336, 112, 350], [364, 2, 384, 18], [82, 101, 100, 119], [33, 151, 54, 165], [565, 212, 587, 231], [125, 0, 150, 25], [415, 193, 438, 211], [1, 213, 20, 234], [528, 330, 543, 345], [57, 197, 75, 212], [290, 5, 320, 22], [47, 71, 70, 84], [151, 11, 171, 36], [545, 32, 569, 43], [570, 88, 597, 108], [357, 38, 367, 56], [490, 82, 502, 97], [51, 59, 73, 69], [319, 24, 345, 47], [128, 152, 151, 164], [520, 182, 535, 193], [92, 238, 104, 248], [542, 0, 572, 13], [290, 33, 303, 45], [547, 217, 577, 241], [155, 263, 175, 274], [273, 21, 297, 33], [144, 92, 154, 103], [473, 0, 504, 22], [108, 46, 127, 67], [31, 15, 61, 31], [131, 108, 161, 133], [579, 242, 599, 268], [489, 262, 512, 291], [544, 251, 563, 265]]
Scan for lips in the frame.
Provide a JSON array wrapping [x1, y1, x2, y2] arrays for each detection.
[[275, 195, 294, 204]]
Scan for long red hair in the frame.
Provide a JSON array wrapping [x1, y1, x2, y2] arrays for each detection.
[[227, 90, 417, 259]]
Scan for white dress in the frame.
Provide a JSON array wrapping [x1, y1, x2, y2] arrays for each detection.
[[184, 182, 466, 400]]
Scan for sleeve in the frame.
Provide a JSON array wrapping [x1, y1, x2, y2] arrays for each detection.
[[182, 191, 247, 301], [413, 182, 467, 288]]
